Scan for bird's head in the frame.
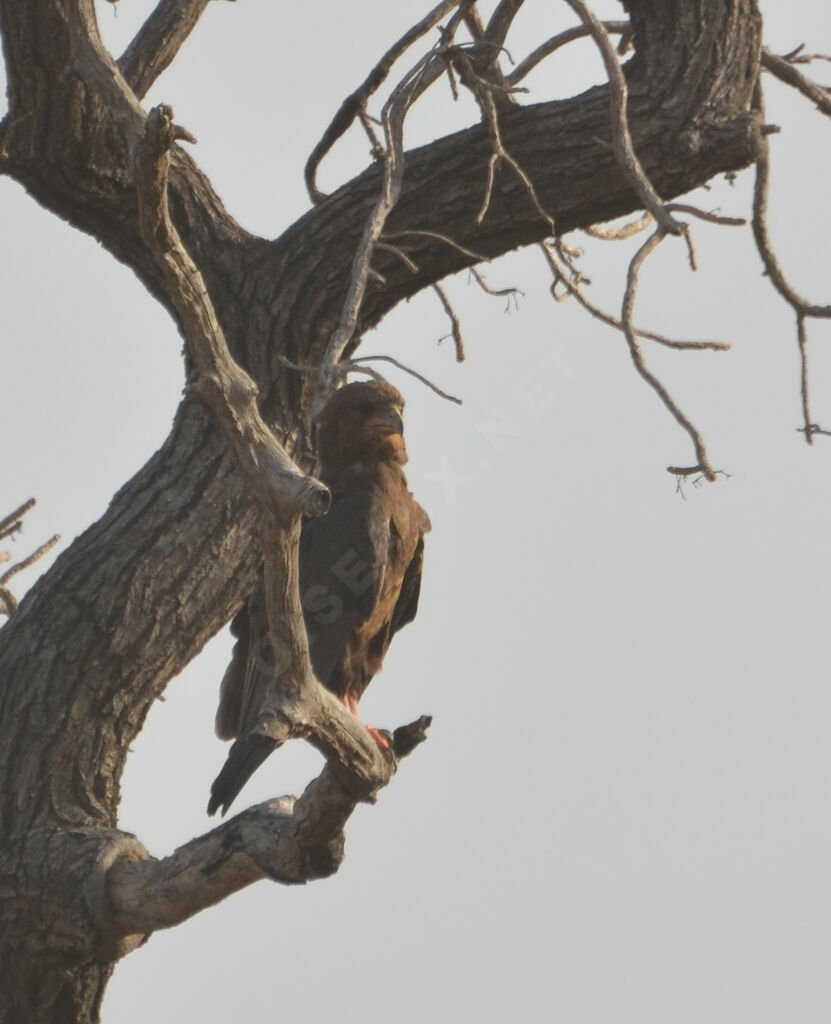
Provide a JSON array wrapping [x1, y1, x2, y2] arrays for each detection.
[[317, 379, 408, 473]]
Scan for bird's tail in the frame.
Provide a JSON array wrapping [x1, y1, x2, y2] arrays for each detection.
[[207, 733, 279, 817]]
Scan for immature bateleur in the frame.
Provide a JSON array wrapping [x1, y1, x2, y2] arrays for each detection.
[[208, 380, 430, 816]]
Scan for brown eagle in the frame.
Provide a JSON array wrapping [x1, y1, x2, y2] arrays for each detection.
[[208, 380, 430, 816]]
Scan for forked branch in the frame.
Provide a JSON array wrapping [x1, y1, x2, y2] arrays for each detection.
[[104, 714, 430, 939], [314, 11, 476, 405]]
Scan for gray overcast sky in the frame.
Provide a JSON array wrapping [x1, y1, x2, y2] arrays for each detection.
[[4, 2, 831, 1021]]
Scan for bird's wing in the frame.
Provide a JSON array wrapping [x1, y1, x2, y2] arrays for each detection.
[[299, 480, 390, 688], [215, 586, 283, 741], [388, 533, 425, 638], [214, 479, 391, 739], [214, 603, 249, 740]]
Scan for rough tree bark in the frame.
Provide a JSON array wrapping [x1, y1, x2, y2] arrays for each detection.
[[0, 1, 762, 1021]]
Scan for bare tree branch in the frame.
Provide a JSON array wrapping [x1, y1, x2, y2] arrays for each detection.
[[750, 85, 831, 441], [540, 241, 729, 352], [0, 500, 61, 617], [349, 354, 463, 404], [584, 212, 652, 240], [132, 105, 328, 523], [105, 712, 429, 940], [314, 19, 478, 405], [468, 266, 524, 308], [0, 498, 35, 542], [563, 1, 682, 238], [665, 203, 746, 228], [304, 0, 471, 204], [505, 19, 629, 86], [432, 282, 466, 360], [0, 534, 60, 587], [796, 313, 814, 443], [118, 0, 215, 101], [483, 0, 525, 51], [753, 100, 830, 301], [621, 230, 716, 479], [761, 48, 831, 118], [383, 229, 490, 263]]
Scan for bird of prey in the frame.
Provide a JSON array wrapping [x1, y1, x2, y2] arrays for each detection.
[[208, 379, 430, 816]]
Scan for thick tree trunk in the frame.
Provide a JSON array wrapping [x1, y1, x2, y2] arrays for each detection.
[[0, 1, 762, 1020]]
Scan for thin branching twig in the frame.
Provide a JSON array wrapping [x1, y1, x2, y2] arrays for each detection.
[[349, 355, 462, 404], [539, 241, 728, 352], [0, 499, 61, 617], [0, 534, 61, 587], [761, 48, 831, 118], [432, 283, 466, 360], [563, 1, 682, 238], [304, 0, 472, 203], [750, 83, 831, 441], [505, 19, 630, 86], [620, 230, 716, 479]]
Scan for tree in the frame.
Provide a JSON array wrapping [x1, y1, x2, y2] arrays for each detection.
[[1, 1, 829, 1021]]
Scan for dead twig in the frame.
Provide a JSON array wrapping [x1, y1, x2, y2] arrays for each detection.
[[432, 283, 466, 361], [0, 498, 35, 542], [117, 0, 212, 101], [562, 1, 682, 238], [382, 229, 489, 263], [463, 54, 552, 230], [586, 205, 744, 241], [0, 535, 61, 587], [315, 8, 482, 406], [304, 0, 472, 203], [0, 499, 61, 616], [665, 204, 746, 228], [584, 213, 652, 241], [761, 49, 831, 118], [349, 355, 462, 404], [539, 241, 728, 352], [376, 241, 419, 273], [750, 84, 831, 441], [621, 230, 716, 479], [468, 267, 524, 311], [279, 352, 462, 405], [505, 19, 629, 86]]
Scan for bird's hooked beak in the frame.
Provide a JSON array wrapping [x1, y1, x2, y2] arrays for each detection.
[[370, 404, 404, 437]]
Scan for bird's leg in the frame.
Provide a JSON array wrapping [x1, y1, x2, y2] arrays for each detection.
[[338, 695, 392, 755]]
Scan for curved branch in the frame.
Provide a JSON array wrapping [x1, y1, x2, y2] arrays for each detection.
[[505, 19, 630, 86], [132, 104, 329, 522], [621, 230, 716, 480], [751, 96, 831, 319], [304, 0, 467, 204], [562, 0, 681, 237], [105, 797, 302, 936], [105, 715, 431, 938]]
